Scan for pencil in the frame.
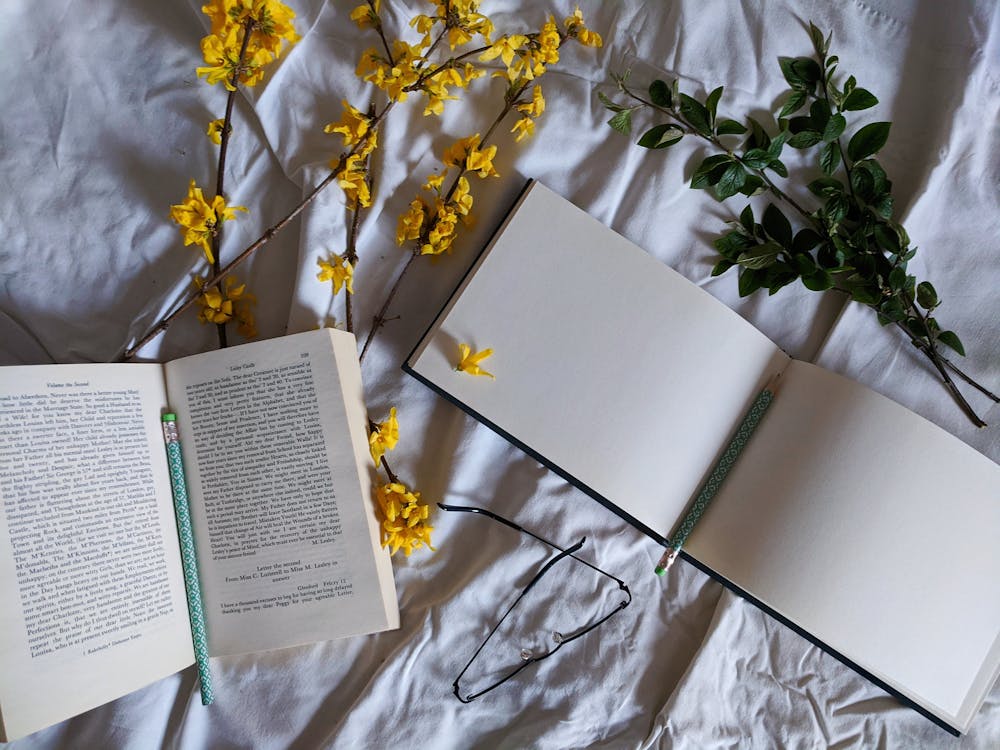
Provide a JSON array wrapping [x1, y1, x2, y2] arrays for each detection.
[[655, 374, 780, 576], [162, 412, 214, 705]]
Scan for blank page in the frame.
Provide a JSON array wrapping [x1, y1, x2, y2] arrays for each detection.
[[407, 180, 788, 541], [686, 360, 1000, 730]]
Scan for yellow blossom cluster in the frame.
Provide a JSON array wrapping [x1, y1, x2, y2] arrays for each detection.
[[207, 118, 227, 145], [375, 482, 434, 556], [511, 84, 545, 142], [170, 180, 247, 264], [197, 0, 300, 90], [193, 275, 258, 338], [324, 100, 378, 157], [442, 134, 498, 178], [410, 0, 494, 49], [336, 154, 372, 208], [395, 134, 498, 254], [316, 253, 355, 295], [563, 7, 602, 48], [368, 407, 399, 465]]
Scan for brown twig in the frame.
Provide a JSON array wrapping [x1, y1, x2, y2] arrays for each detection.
[[358, 80, 530, 363], [208, 16, 255, 349]]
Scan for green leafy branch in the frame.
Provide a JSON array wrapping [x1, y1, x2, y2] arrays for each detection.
[[601, 23, 997, 427]]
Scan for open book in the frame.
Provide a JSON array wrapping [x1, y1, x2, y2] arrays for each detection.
[[404, 180, 1000, 735], [0, 328, 398, 741]]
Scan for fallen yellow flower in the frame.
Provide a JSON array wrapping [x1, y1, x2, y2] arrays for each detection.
[[456, 344, 495, 379]]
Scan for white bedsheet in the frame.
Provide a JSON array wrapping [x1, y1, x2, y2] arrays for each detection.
[[1, 0, 998, 747]]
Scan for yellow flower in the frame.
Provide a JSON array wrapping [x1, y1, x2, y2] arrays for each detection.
[[442, 134, 498, 178], [198, 0, 300, 89], [564, 7, 602, 48], [409, 13, 434, 34], [456, 343, 495, 378], [479, 34, 528, 68], [368, 407, 399, 465], [325, 100, 379, 157], [207, 118, 226, 145], [396, 199, 427, 245], [374, 482, 434, 556], [193, 275, 255, 330], [350, 1, 378, 28], [170, 180, 247, 264], [537, 16, 562, 64], [335, 154, 372, 208], [511, 117, 534, 142], [316, 253, 355, 295], [518, 85, 545, 118], [466, 142, 498, 178], [421, 201, 459, 255], [452, 176, 474, 217], [424, 172, 445, 192]]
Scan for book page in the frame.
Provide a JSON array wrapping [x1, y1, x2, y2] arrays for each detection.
[[164, 329, 398, 657], [0, 364, 194, 741], [406, 180, 790, 538], [685, 360, 1000, 729]]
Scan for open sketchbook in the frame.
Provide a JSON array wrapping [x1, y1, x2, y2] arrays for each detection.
[[0, 328, 398, 741], [404, 180, 1000, 735]]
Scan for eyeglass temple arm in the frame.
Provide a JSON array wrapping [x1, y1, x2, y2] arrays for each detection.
[[437, 502, 632, 597]]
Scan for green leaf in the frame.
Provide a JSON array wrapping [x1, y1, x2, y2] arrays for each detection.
[[778, 90, 808, 117], [792, 253, 816, 275], [802, 269, 834, 291], [768, 159, 788, 178], [779, 56, 821, 89], [691, 154, 732, 189], [889, 267, 906, 291], [607, 109, 633, 135], [808, 177, 843, 196], [762, 204, 793, 246], [738, 268, 764, 297], [679, 93, 712, 135], [746, 117, 771, 150], [937, 330, 966, 356], [714, 230, 756, 258], [598, 91, 625, 113], [851, 166, 875, 201], [715, 162, 748, 200], [788, 130, 822, 148], [872, 193, 894, 219], [742, 148, 772, 169], [820, 141, 841, 174], [873, 224, 900, 253], [740, 204, 755, 233], [637, 124, 684, 149], [810, 99, 831, 131], [822, 114, 846, 142], [716, 118, 747, 135], [843, 75, 857, 95], [711, 259, 734, 276], [787, 115, 814, 134], [737, 241, 783, 270], [649, 79, 672, 108], [825, 193, 850, 223], [848, 122, 891, 161], [809, 22, 827, 57], [843, 88, 879, 111], [916, 281, 939, 309], [792, 228, 823, 254], [705, 86, 723, 124], [739, 174, 766, 196]]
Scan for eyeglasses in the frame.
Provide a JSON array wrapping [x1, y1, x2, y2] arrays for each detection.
[[438, 502, 632, 703]]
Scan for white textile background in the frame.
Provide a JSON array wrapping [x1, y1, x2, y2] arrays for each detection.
[[1, 0, 998, 747]]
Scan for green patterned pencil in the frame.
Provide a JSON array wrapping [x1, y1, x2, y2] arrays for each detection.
[[162, 413, 214, 705], [655, 374, 780, 576]]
